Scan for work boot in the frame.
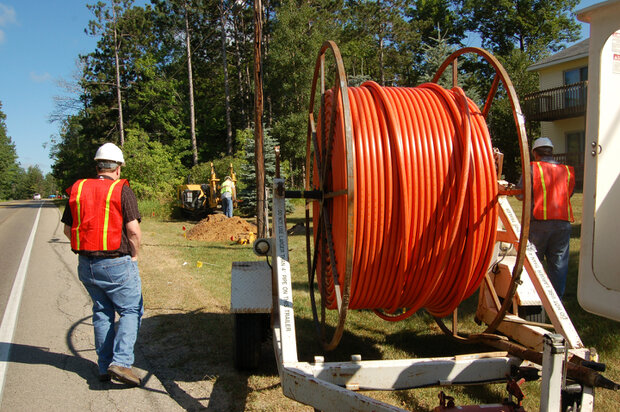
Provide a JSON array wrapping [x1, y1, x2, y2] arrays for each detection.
[[107, 365, 141, 387]]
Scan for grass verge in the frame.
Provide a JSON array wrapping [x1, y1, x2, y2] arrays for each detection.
[[137, 195, 619, 411]]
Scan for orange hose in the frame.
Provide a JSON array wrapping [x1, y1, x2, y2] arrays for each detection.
[[314, 81, 498, 319]]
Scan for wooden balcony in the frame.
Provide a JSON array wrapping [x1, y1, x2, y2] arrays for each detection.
[[523, 81, 588, 121]]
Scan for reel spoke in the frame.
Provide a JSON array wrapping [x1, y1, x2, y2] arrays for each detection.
[[306, 41, 354, 350], [432, 47, 531, 339]]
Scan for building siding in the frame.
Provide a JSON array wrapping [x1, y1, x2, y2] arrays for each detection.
[[540, 117, 586, 153], [537, 57, 589, 92]]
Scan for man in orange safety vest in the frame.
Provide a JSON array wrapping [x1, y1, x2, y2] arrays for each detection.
[[524, 137, 575, 299], [61, 142, 143, 386]]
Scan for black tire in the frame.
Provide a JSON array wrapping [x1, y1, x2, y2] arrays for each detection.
[[520, 305, 546, 324], [234, 313, 264, 371], [260, 313, 271, 342], [562, 384, 582, 412]]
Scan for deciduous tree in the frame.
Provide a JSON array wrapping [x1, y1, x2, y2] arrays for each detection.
[[456, 0, 580, 61]]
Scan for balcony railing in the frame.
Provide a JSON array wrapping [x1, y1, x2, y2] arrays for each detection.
[[523, 81, 588, 121], [553, 152, 584, 189]]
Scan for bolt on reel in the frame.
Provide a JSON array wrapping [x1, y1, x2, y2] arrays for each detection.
[[304, 41, 532, 351]]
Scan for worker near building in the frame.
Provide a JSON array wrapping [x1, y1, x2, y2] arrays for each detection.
[[61, 142, 143, 387], [221, 175, 236, 218], [520, 137, 575, 299]]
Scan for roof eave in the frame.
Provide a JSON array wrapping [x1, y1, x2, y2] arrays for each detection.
[[577, 0, 620, 23], [527, 52, 590, 72]]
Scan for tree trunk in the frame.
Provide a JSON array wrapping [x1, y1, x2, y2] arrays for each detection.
[[185, 4, 198, 166], [221, 0, 233, 155], [253, 0, 266, 238], [245, 63, 252, 129], [112, 1, 125, 146]]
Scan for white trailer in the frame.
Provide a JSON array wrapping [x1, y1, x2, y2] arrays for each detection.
[[577, 0, 620, 323]]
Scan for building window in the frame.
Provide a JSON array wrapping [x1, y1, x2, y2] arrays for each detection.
[[564, 67, 588, 85], [563, 67, 588, 108], [566, 131, 585, 154]]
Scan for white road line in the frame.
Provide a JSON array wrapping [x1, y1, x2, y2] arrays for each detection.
[[0, 205, 42, 404]]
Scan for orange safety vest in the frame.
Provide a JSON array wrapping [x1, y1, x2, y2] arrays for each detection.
[[66, 178, 128, 252], [532, 161, 575, 222]]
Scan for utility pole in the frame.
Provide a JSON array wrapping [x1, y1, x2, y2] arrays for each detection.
[[253, 0, 266, 238], [111, 0, 125, 146], [186, 2, 198, 166]]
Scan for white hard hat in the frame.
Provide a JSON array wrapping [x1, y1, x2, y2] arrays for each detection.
[[532, 137, 554, 151], [94, 143, 125, 165]]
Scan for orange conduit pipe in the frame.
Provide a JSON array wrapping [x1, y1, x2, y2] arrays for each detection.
[[313, 81, 498, 320]]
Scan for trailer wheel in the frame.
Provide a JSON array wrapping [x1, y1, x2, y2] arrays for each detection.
[[234, 313, 263, 370]]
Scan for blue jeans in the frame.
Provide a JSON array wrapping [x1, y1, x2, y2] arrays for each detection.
[[221, 195, 233, 218], [78, 255, 143, 374], [529, 220, 572, 299]]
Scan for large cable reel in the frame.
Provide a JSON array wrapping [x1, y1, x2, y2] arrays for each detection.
[[304, 41, 531, 351]]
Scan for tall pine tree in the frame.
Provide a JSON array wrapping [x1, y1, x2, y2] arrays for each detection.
[[0, 101, 22, 200]]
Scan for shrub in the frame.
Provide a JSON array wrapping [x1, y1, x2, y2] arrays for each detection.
[[122, 129, 187, 199]]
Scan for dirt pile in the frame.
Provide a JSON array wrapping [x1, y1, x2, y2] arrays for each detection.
[[186, 214, 257, 242]]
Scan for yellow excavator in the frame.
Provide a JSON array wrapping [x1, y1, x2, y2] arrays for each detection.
[[176, 163, 237, 218]]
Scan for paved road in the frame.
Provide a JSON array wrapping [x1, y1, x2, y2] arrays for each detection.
[[0, 201, 39, 322], [0, 200, 182, 411]]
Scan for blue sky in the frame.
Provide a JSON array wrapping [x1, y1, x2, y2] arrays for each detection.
[[0, 0, 601, 175], [0, 1, 100, 174]]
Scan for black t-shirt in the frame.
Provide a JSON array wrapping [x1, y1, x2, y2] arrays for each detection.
[[61, 176, 141, 257]]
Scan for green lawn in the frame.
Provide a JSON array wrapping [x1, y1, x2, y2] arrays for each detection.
[[138, 194, 619, 411]]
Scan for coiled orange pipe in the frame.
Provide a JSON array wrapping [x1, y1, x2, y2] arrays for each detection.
[[313, 81, 498, 319]]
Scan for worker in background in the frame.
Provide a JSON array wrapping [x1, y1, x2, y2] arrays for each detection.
[[519, 137, 575, 299], [221, 175, 236, 218], [61, 142, 143, 387]]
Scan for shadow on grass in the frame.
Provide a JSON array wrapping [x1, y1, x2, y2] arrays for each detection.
[[386, 329, 493, 359], [137, 310, 248, 411], [134, 309, 400, 410], [136, 299, 582, 411]]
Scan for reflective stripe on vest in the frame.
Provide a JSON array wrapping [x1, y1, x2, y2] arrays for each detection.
[[68, 178, 127, 251], [74, 179, 88, 250], [102, 179, 123, 250], [532, 161, 575, 222], [535, 162, 547, 219], [565, 165, 572, 220]]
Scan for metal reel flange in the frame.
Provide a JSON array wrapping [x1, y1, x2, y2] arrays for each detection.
[[430, 47, 532, 339], [305, 41, 355, 351]]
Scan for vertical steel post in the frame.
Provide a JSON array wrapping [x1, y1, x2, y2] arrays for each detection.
[[540, 333, 566, 412]]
